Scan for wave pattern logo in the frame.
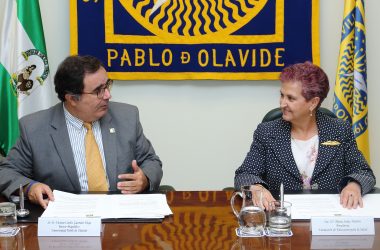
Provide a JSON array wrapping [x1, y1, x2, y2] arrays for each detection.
[[119, 0, 268, 37], [334, 2, 367, 129], [333, 0, 369, 162], [73, 0, 318, 80]]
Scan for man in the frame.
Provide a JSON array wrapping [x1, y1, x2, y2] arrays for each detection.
[[0, 55, 162, 208]]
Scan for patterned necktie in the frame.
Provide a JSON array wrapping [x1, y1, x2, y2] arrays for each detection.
[[83, 122, 108, 191]]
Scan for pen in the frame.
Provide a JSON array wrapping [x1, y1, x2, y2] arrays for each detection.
[[280, 182, 284, 209], [19, 184, 24, 210], [17, 184, 29, 217]]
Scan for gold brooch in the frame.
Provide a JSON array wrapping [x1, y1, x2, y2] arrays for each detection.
[[321, 140, 341, 146]]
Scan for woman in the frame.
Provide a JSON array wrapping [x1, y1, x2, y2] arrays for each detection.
[[234, 62, 375, 210]]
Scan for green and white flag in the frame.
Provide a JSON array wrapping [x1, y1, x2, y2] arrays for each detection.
[[0, 0, 52, 156]]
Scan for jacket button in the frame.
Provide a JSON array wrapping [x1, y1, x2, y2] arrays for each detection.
[[311, 183, 319, 190]]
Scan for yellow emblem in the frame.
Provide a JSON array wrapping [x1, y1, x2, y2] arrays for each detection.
[[321, 141, 341, 146]]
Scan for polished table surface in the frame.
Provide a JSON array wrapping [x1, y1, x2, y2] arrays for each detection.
[[1, 190, 380, 250]]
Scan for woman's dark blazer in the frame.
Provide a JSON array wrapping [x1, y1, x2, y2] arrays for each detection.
[[234, 111, 375, 194]]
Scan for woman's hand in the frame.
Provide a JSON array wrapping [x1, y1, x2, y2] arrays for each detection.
[[250, 184, 276, 211], [340, 181, 363, 209]]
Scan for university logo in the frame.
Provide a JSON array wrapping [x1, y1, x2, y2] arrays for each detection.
[[71, 0, 319, 80], [333, 1, 367, 138], [110, 0, 277, 42]]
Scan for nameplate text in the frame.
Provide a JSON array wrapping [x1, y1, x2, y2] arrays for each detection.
[[311, 216, 374, 235], [38, 217, 102, 236]]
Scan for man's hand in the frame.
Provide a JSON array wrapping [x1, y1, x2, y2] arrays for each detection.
[[250, 184, 276, 211], [27, 183, 54, 209], [117, 160, 149, 194], [340, 181, 363, 209]]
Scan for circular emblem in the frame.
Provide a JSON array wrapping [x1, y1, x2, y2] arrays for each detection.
[[10, 49, 50, 97]]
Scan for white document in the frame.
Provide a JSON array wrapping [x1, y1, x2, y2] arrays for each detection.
[[41, 191, 101, 218], [41, 190, 173, 219], [285, 193, 380, 219], [97, 194, 172, 219]]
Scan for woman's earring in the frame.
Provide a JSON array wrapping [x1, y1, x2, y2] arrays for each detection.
[[310, 109, 313, 117]]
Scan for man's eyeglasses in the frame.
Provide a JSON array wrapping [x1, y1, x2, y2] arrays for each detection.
[[82, 79, 113, 99]]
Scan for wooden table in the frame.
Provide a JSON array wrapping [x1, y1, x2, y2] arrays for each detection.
[[1, 191, 379, 249]]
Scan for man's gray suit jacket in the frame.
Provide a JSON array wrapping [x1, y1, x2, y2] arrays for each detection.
[[0, 102, 162, 198]]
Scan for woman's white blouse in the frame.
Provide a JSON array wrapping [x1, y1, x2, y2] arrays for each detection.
[[291, 134, 319, 189]]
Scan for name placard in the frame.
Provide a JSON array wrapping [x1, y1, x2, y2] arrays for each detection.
[[38, 217, 102, 236], [311, 216, 375, 235]]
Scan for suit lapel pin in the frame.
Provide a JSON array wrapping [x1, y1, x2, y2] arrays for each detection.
[[321, 140, 341, 146], [110, 128, 115, 133]]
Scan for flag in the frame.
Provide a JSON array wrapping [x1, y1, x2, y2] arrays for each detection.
[[0, 0, 52, 156], [333, 0, 369, 163]]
